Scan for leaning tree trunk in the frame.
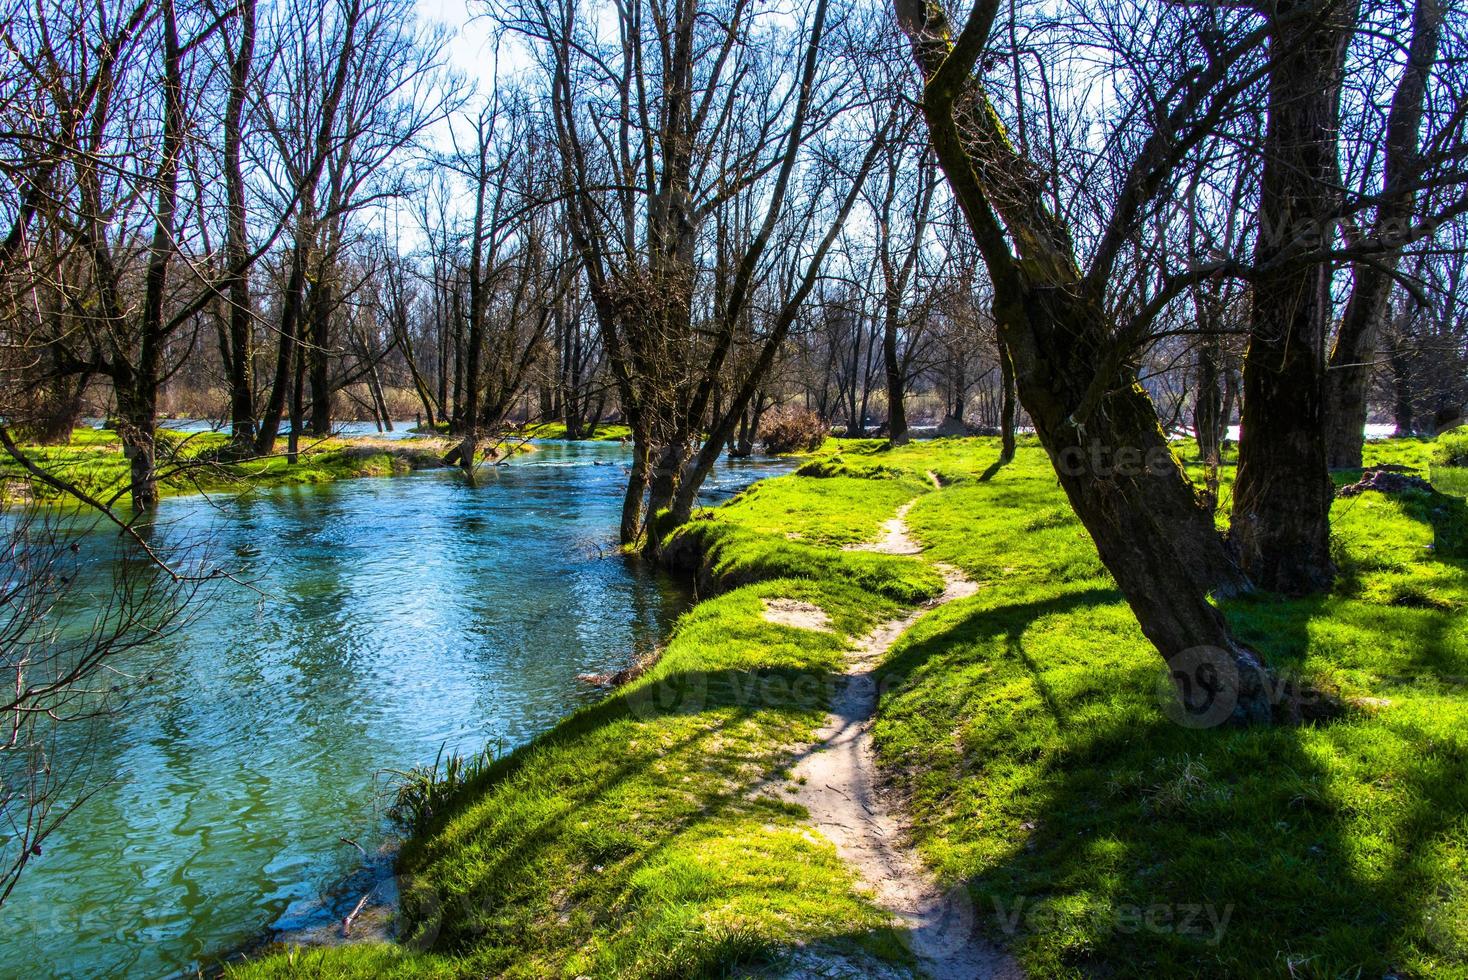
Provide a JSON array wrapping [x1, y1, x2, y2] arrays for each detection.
[[897, 0, 1271, 723], [1233, 0, 1356, 595]]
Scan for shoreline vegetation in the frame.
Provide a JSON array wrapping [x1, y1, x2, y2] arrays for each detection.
[[221, 431, 1467, 979], [0, 426, 542, 507]]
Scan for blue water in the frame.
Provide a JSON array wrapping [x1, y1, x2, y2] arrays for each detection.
[[0, 441, 792, 978]]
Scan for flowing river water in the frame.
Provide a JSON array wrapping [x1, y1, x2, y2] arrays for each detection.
[[1, 440, 794, 978]]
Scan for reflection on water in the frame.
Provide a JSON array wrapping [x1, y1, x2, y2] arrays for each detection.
[[0, 441, 793, 978]]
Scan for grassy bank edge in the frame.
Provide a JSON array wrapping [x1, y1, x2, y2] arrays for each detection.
[[227, 455, 945, 978], [230, 433, 1468, 978], [0, 427, 540, 507]]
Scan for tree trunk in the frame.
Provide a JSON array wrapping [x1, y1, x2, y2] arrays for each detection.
[[1390, 339, 1415, 434], [1194, 332, 1224, 509], [307, 276, 333, 437], [897, 0, 1271, 723], [25, 372, 89, 446], [620, 426, 650, 545], [998, 334, 1016, 462], [1324, 0, 1441, 469], [223, 0, 257, 452], [1233, 0, 1356, 594], [123, 0, 182, 511], [256, 235, 308, 455], [287, 325, 306, 465], [884, 311, 908, 445], [115, 375, 159, 512], [367, 359, 393, 432]]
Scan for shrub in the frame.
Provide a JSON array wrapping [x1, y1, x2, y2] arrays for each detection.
[[1433, 425, 1468, 467], [758, 406, 827, 455]]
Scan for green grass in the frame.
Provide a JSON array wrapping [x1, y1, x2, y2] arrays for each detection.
[[864, 438, 1468, 978], [0, 427, 457, 507], [231, 432, 1468, 979], [522, 421, 632, 442]]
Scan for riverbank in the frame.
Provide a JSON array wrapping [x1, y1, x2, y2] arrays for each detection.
[[0, 427, 537, 506], [406, 421, 633, 442], [232, 433, 1466, 978]]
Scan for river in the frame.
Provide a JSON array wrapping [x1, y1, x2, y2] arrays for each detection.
[[0, 441, 794, 978]]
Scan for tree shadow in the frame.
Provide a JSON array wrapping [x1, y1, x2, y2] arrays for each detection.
[[977, 458, 1009, 483], [878, 586, 1117, 737], [866, 583, 1468, 976], [395, 661, 862, 966]]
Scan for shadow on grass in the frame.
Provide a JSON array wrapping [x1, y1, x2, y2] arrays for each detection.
[[868, 580, 1468, 977], [394, 662, 873, 971]]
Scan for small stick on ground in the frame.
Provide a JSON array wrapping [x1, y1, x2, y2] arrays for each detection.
[[341, 891, 372, 938]]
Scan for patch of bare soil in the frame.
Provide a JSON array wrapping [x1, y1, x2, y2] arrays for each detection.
[[762, 598, 835, 631]]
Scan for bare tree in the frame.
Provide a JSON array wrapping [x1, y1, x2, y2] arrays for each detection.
[[509, 0, 892, 547], [896, 0, 1272, 719]]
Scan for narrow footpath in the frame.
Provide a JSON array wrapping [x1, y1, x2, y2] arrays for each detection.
[[772, 493, 1019, 979]]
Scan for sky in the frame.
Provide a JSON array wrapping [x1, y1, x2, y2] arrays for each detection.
[[415, 0, 497, 82]]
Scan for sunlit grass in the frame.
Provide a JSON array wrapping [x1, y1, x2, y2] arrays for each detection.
[[232, 432, 1468, 978], [522, 421, 632, 441], [0, 426, 454, 506], [869, 437, 1468, 978]]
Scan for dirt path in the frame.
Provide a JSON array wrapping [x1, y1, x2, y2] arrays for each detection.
[[779, 499, 1019, 979], [843, 499, 923, 556]]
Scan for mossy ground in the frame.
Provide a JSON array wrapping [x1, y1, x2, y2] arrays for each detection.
[[229, 433, 1465, 979], [0, 427, 465, 506], [522, 421, 632, 442]]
